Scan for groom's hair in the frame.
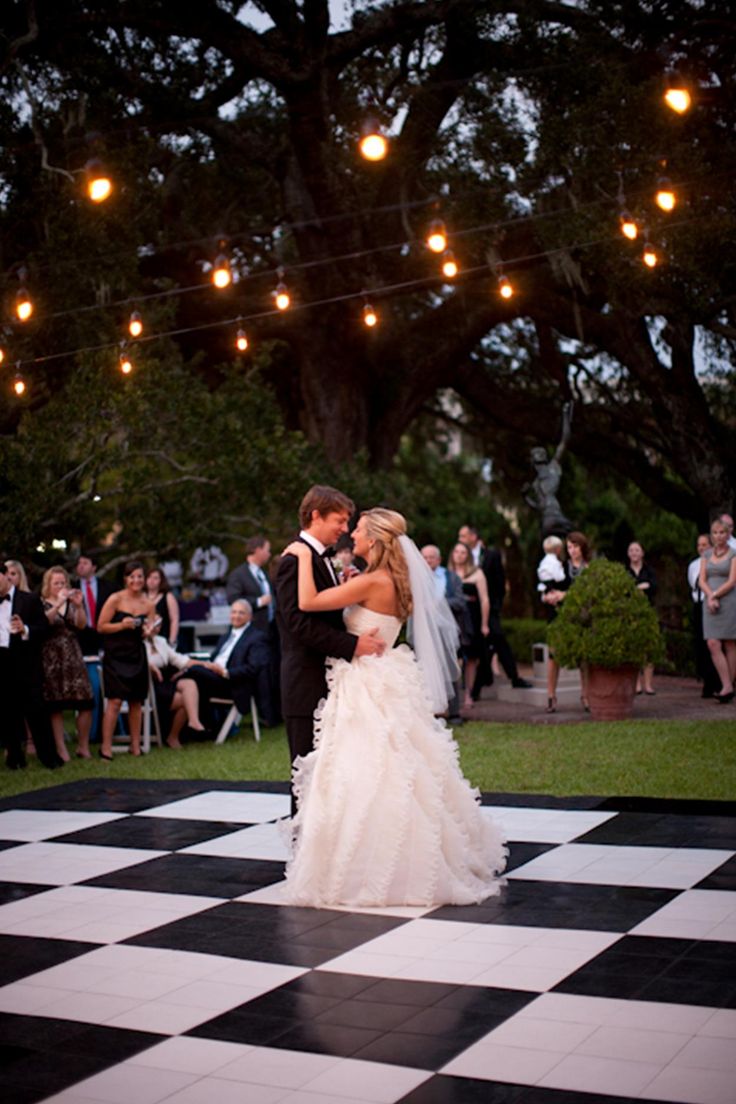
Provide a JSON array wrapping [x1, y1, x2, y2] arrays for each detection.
[[299, 485, 355, 529]]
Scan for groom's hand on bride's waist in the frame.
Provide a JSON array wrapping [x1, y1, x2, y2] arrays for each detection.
[[354, 628, 385, 658]]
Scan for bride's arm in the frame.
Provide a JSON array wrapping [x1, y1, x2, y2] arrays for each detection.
[[283, 543, 379, 611]]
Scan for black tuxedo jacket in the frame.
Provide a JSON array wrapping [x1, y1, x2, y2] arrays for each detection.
[[74, 576, 116, 656], [480, 547, 506, 613], [226, 563, 271, 632], [9, 588, 50, 693], [210, 624, 270, 713], [275, 540, 357, 717]]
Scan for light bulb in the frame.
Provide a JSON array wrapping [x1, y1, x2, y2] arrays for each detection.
[[274, 282, 290, 311], [642, 245, 659, 268], [498, 274, 514, 299], [15, 289, 33, 322], [85, 159, 112, 203], [0, 345, 5, 366], [211, 254, 232, 289], [12, 374, 26, 396], [664, 87, 691, 114], [426, 219, 447, 253], [362, 303, 378, 328], [128, 311, 143, 337], [441, 250, 458, 278], [359, 132, 388, 161], [235, 327, 249, 352], [119, 352, 133, 375], [620, 214, 638, 240], [655, 185, 676, 212]]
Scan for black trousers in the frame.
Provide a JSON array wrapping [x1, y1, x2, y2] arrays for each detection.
[[0, 649, 56, 767], [285, 714, 316, 816]]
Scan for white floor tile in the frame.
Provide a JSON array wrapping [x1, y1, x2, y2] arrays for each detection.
[[217, 1045, 340, 1088], [631, 890, 736, 940], [537, 1052, 662, 1096], [0, 981, 67, 1014], [509, 844, 734, 889], [127, 1036, 252, 1074], [140, 790, 290, 824], [699, 1009, 736, 1038], [516, 992, 632, 1025], [483, 1015, 597, 1053], [574, 1024, 689, 1064], [442, 1039, 563, 1082], [235, 880, 430, 917], [302, 1057, 433, 1101], [183, 821, 290, 860], [480, 807, 617, 843], [643, 1064, 736, 1103], [0, 842, 165, 885], [0, 809, 125, 841], [59, 1063, 200, 1104], [103, 998, 225, 1035], [151, 1076, 287, 1104], [671, 1034, 736, 1072]]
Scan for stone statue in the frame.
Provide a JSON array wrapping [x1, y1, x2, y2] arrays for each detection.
[[523, 402, 574, 537]]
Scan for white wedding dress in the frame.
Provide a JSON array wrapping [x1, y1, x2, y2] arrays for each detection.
[[284, 606, 507, 908]]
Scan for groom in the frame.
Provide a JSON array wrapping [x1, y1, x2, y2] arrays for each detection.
[[275, 485, 385, 812]]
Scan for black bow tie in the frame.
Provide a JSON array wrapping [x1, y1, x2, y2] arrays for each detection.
[[321, 547, 335, 558], [0, 593, 10, 603]]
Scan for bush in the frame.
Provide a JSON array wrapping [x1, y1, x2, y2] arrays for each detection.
[[504, 619, 548, 665], [659, 627, 697, 677], [548, 560, 663, 669]]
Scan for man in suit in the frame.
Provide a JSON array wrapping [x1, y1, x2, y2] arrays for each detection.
[[0, 560, 58, 769], [275, 485, 385, 814], [74, 551, 115, 742], [226, 535, 281, 723], [174, 599, 274, 733], [458, 525, 531, 691]]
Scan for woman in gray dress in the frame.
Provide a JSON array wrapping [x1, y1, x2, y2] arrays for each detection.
[[699, 519, 736, 703]]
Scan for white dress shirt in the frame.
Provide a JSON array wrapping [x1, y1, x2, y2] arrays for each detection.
[[212, 624, 249, 670], [688, 557, 704, 602], [299, 530, 338, 585], [0, 584, 14, 648]]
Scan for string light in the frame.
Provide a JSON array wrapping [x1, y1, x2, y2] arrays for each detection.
[[497, 274, 514, 299], [15, 287, 33, 322], [664, 73, 692, 114], [441, 249, 458, 278], [359, 118, 388, 161], [619, 213, 638, 240], [119, 347, 134, 374], [642, 241, 660, 268], [235, 326, 249, 352], [655, 179, 676, 212], [211, 253, 232, 289], [85, 158, 113, 203], [426, 219, 448, 253], [12, 372, 26, 396], [128, 310, 143, 337], [0, 344, 5, 366], [273, 267, 290, 311], [362, 301, 378, 328]]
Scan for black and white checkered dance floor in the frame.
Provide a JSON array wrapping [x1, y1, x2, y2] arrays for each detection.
[[0, 779, 734, 1104]]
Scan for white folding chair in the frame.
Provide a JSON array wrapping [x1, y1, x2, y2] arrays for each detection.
[[101, 668, 162, 754], [211, 696, 260, 744]]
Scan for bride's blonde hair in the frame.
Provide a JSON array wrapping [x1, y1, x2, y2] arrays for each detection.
[[361, 508, 413, 620]]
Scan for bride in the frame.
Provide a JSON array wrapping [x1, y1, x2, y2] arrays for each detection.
[[282, 507, 507, 908]]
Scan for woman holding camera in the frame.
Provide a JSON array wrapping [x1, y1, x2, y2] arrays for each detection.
[[41, 566, 95, 761], [98, 560, 156, 758]]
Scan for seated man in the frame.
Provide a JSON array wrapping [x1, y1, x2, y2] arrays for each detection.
[[175, 599, 273, 737]]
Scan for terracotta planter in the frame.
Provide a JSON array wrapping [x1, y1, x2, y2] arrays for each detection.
[[586, 664, 639, 721]]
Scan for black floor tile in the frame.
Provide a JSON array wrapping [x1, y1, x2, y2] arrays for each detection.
[[352, 1028, 461, 1068], [504, 842, 558, 872], [0, 839, 24, 852], [0, 777, 290, 813], [288, 970, 377, 1000], [52, 815, 248, 850], [575, 812, 736, 849], [398, 1076, 526, 1103], [696, 854, 736, 890], [429, 880, 677, 930], [82, 852, 283, 897], [272, 1019, 384, 1057], [353, 977, 461, 1008], [0, 935, 97, 986], [435, 985, 535, 1019], [190, 1005, 293, 1046], [0, 881, 52, 906], [555, 934, 736, 1007]]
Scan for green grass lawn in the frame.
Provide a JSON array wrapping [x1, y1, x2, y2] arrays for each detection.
[[1, 719, 734, 802]]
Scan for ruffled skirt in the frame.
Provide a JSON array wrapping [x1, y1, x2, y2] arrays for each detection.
[[284, 646, 507, 908]]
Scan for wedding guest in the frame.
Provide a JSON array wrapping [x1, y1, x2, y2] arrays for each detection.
[[145, 634, 212, 748], [699, 518, 736, 703], [536, 535, 566, 596], [0, 559, 57, 770], [145, 565, 179, 647], [40, 567, 94, 760], [688, 534, 720, 698], [74, 551, 115, 743], [226, 536, 274, 631], [626, 541, 658, 695], [5, 559, 30, 592], [720, 513, 736, 552], [542, 531, 591, 712], [448, 541, 490, 708], [97, 561, 157, 758], [421, 543, 469, 724]]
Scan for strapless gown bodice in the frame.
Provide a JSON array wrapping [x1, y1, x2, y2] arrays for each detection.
[[283, 603, 507, 909]]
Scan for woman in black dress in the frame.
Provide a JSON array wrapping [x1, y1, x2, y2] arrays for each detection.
[[98, 561, 156, 758], [145, 565, 179, 647], [448, 541, 490, 708], [626, 541, 658, 695]]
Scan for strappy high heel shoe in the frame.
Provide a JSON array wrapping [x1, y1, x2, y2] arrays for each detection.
[[546, 696, 557, 714], [581, 696, 590, 712]]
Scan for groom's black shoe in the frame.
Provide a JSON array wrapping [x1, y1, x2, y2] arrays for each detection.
[[512, 677, 533, 689]]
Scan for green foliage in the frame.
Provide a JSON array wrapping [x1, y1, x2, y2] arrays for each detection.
[[548, 560, 663, 669], [503, 619, 549, 665]]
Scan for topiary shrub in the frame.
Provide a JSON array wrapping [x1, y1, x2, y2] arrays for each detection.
[[547, 559, 663, 670]]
